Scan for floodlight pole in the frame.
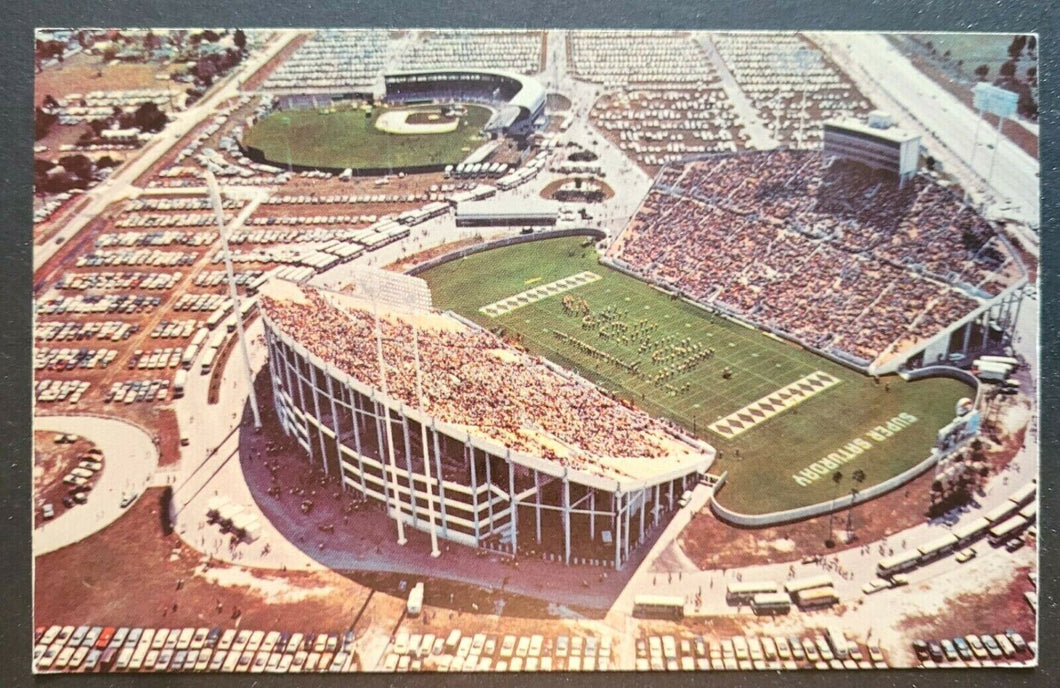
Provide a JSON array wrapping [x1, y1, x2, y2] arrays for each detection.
[[411, 323, 441, 557], [367, 284, 407, 546], [205, 170, 261, 430], [986, 114, 1004, 189]]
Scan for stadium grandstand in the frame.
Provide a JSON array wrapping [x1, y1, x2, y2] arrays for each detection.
[[607, 149, 1027, 373], [259, 275, 713, 568], [383, 69, 546, 137]]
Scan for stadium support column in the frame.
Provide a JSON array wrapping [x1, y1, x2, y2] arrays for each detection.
[[653, 484, 661, 526], [961, 319, 973, 355], [1009, 292, 1024, 345], [534, 470, 542, 545], [325, 371, 344, 489], [432, 422, 448, 539], [309, 364, 329, 476], [348, 385, 368, 496], [589, 491, 596, 540], [368, 288, 406, 546], [639, 487, 646, 544], [507, 449, 518, 555], [624, 491, 632, 565], [485, 452, 494, 526], [400, 411, 419, 527], [411, 322, 440, 557], [562, 470, 572, 565], [371, 394, 394, 518], [468, 438, 481, 546], [614, 491, 623, 570]]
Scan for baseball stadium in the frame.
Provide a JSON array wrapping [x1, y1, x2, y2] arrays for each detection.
[[240, 68, 546, 174]]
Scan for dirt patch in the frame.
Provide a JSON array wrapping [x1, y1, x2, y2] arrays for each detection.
[[898, 564, 1036, 644], [33, 431, 102, 527], [384, 236, 484, 273], [406, 111, 458, 126], [540, 176, 615, 203], [35, 51, 186, 107], [546, 93, 572, 112], [34, 486, 377, 631]]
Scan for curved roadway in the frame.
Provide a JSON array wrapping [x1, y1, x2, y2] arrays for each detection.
[[34, 415, 159, 555]]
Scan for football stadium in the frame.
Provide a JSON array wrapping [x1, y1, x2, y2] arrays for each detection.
[[32, 28, 1039, 673]]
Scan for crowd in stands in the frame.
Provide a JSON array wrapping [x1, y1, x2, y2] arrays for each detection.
[[711, 33, 873, 149], [569, 31, 714, 87], [609, 150, 1016, 364], [263, 288, 700, 470]]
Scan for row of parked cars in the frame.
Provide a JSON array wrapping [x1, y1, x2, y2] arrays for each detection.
[[381, 629, 612, 672], [636, 632, 887, 671], [912, 630, 1032, 666], [36, 320, 138, 343], [104, 379, 171, 404], [35, 625, 361, 674]]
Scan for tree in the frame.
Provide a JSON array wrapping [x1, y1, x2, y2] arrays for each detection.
[[34, 107, 58, 140], [1008, 35, 1027, 59], [825, 470, 843, 546], [1027, 66, 1037, 80], [58, 154, 95, 183], [1027, 35, 1037, 52], [847, 469, 866, 537], [233, 29, 247, 53], [133, 101, 168, 132], [974, 64, 989, 81], [999, 60, 1017, 78]]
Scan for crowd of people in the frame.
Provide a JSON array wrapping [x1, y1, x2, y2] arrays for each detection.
[[609, 150, 1014, 364], [263, 288, 701, 474]]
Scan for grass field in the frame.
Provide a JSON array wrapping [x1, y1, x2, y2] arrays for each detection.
[[422, 237, 972, 515], [242, 103, 492, 170]]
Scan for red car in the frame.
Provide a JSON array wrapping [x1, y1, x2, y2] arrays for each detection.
[[95, 627, 116, 650]]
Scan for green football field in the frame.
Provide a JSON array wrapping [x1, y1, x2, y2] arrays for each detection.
[[421, 237, 973, 515], [242, 104, 492, 170]]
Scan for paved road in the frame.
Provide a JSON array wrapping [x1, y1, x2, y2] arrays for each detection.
[[34, 30, 303, 273], [811, 32, 1040, 232], [695, 33, 778, 150], [34, 415, 158, 555]]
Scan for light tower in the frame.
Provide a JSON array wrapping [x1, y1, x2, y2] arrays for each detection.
[[204, 170, 262, 429]]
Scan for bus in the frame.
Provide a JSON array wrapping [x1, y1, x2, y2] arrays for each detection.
[[406, 583, 424, 616], [952, 516, 991, 546], [783, 575, 834, 595], [205, 305, 231, 330], [983, 500, 1020, 524], [988, 515, 1028, 546], [200, 348, 217, 375], [877, 549, 921, 578], [978, 355, 1019, 370], [190, 328, 208, 349], [726, 581, 779, 604], [750, 592, 791, 615], [1018, 502, 1037, 522], [826, 627, 849, 659], [173, 369, 187, 399], [180, 343, 199, 370], [793, 587, 838, 609], [916, 533, 959, 562], [632, 595, 685, 620], [1008, 483, 1037, 509]]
